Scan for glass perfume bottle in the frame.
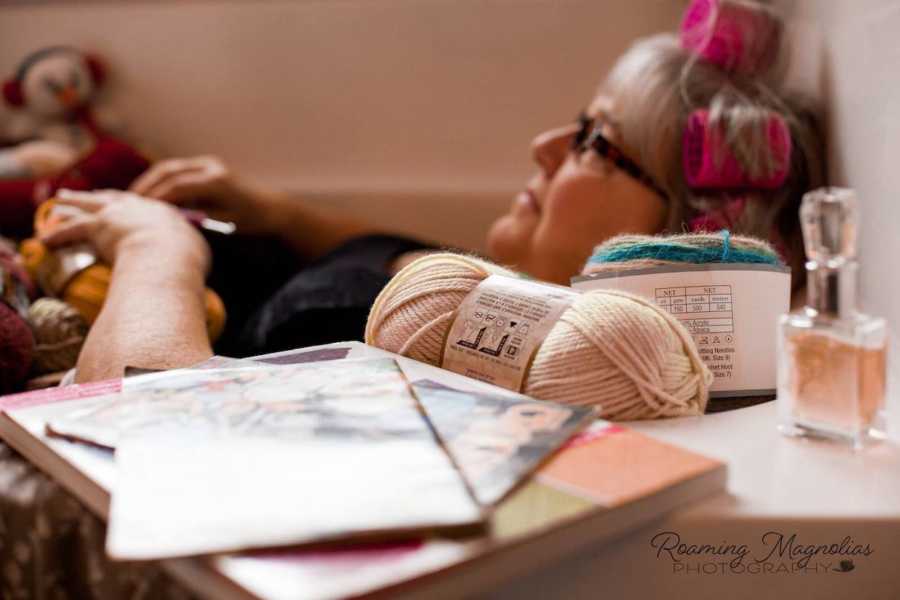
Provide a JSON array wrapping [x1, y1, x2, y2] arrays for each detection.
[[777, 187, 887, 447]]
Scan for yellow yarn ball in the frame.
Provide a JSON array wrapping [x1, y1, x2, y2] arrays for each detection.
[[63, 264, 226, 342], [33, 199, 59, 236], [62, 264, 110, 325], [19, 237, 47, 282], [366, 253, 711, 420], [204, 287, 227, 343], [19, 236, 226, 343]]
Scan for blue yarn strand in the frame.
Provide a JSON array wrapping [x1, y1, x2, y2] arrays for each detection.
[[720, 229, 731, 262], [588, 238, 781, 267]]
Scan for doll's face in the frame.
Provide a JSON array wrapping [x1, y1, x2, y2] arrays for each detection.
[[21, 53, 95, 119], [486, 94, 666, 284]]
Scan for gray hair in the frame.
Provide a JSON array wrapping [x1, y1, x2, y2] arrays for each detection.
[[602, 30, 826, 286]]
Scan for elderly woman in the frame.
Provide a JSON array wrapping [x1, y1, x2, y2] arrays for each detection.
[[42, 4, 824, 382]]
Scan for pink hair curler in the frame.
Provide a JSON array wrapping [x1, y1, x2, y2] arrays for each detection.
[[683, 109, 792, 190], [681, 0, 781, 74], [689, 196, 747, 232]]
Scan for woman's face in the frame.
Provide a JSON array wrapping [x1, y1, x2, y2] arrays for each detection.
[[486, 94, 667, 284]]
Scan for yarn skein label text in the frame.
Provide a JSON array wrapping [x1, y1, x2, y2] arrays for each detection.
[[571, 265, 790, 397], [440, 275, 578, 392]]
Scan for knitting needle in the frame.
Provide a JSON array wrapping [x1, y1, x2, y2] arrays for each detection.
[[49, 202, 236, 236], [180, 209, 237, 235]]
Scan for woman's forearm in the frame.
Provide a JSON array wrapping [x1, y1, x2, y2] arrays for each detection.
[[258, 189, 376, 259], [74, 241, 213, 383]]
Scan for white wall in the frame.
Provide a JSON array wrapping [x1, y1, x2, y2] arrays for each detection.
[[3, 1, 899, 383], [776, 1, 900, 390], [0, 0, 682, 251]]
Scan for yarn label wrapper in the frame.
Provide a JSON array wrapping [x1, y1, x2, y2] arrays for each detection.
[[38, 243, 97, 296], [572, 264, 790, 398], [440, 275, 578, 392]]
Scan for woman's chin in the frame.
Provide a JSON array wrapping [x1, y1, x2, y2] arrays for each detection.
[[485, 216, 526, 264]]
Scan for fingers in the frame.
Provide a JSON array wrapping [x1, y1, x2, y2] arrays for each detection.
[[144, 171, 216, 206], [55, 189, 111, 213], [39, 214, 98, 248], [129, 156, 212, 199]]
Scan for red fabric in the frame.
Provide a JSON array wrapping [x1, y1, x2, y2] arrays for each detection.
[[55, 137, 149, 193], [0, 243, 35, 299], [0, 132, 150, 237], [0, 302, 33, 395], [0, 179, 39, 236]]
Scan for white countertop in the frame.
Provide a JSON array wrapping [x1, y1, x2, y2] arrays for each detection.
[[627, 401, 900, 520], [498, 401, 900, 600]]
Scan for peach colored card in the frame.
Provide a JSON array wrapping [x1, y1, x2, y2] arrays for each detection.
[[537, 422, 721, 506]]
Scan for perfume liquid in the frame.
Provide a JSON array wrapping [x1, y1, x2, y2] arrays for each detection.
[[777, 188, 888, 447]]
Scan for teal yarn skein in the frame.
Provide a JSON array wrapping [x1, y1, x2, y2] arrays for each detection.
[[583, 230, 783, 275]]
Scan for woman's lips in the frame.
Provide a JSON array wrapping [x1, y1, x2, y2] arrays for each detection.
[[514, 190, 540, 215]]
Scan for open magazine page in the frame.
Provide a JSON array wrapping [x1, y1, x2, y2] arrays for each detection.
[[412, 380, 594, 506], [47, 358, 484, 559]]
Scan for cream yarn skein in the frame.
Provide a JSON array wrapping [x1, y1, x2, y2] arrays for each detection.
[[366, 253, 712, 420]]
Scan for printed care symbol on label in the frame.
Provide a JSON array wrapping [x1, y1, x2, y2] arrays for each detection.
[[699, 336, 710, 345], [457, 327, 485, 349], [725, 335, 733, 344], [478, 331, 509, 357], [455, 308, 520, 357], [458, 310, 487, 349], [477, 316, 509, 357], [456, 312, 511, 356]]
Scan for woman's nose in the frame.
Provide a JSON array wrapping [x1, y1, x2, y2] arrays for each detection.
[[530, 125, 576, 179]]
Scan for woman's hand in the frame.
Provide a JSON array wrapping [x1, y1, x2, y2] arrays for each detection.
[[50, 190, 215, 382], [129, 156, 278, 236], [41, 189, 210, 272]]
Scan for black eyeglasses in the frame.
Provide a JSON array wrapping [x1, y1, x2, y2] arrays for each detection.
[[571, 112, 668, 201]]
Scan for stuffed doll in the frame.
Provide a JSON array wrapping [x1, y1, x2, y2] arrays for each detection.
[[0, 137, 150, 237], [0, 47, 147, 237], [3, 46, 112, 152]]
